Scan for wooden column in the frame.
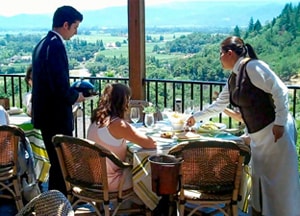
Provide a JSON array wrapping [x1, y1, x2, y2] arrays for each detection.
[[128, 0, 145, 100]]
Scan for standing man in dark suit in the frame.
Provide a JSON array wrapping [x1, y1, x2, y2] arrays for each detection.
[[31, 5, 85, 195]]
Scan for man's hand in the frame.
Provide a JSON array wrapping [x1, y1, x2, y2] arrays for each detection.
[[76, 92, 85, 103]]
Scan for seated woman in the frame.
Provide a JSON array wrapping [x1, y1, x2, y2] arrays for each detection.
[[23, 65, 32, 116], [0, 105, 9, 124], [87, 83, 156, 192]]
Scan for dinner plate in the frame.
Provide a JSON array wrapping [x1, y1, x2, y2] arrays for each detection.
[[196, 122, 226, 133], [175, 131, 202, 141]]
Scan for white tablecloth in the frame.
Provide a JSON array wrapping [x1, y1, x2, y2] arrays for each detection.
[[127, 122, 251, 211]]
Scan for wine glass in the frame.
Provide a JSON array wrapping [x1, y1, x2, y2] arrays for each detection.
[[184, 100, 194, 131], [130, 107, 140, 126]]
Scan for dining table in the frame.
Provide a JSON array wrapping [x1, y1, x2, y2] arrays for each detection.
[[127, 120, 251, 212], [9, 112, 50, 183]]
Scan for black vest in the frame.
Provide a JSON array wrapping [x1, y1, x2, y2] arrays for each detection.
[[228, 59, 275, 133]]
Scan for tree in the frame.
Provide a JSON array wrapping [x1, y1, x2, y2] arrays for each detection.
[[248, 17, 254, 32], [254, 20, 262, 32], [233, 25, 241, 37]]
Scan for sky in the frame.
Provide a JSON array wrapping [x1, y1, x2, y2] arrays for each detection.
[[0, 0, 294, 17]]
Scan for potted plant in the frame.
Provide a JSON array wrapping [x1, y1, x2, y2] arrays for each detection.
[[0, 92, 10, 110], [143, 103, 156, 114]]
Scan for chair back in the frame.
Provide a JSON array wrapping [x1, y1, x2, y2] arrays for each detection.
[[16, 190, 74, 216], [53, 134, 112, 194], [169, 139, 246, 194], [52, 134, 144, 216], [0, 124, 26, 211], [0, 125, 25, 168]]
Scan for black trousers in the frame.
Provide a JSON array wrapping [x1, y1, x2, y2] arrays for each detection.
[[40, 127, 72, 196]]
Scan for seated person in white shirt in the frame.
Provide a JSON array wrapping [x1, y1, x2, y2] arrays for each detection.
[[23, 65, 32, 116], [0, 104, 40, 201], [0, 105, 9, 124]]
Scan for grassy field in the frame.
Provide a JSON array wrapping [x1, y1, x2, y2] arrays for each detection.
[[78, 31, 190, 60]]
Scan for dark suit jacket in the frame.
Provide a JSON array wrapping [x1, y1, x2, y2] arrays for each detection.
[[31, 31, 78, 133]]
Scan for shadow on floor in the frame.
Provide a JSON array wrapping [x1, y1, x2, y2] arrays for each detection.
[[0, 199, 18, 216]]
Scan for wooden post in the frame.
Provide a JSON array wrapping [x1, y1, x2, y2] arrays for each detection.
[[128, 0, 145, 100]]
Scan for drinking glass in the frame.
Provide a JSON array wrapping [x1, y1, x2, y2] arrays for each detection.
[[184, 99, 194, 131], [144, 113, 155, 128], [130, 107, 140, 125]]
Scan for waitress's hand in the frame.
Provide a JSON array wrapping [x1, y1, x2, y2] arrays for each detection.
[[272, 125, 284, 142], [186, 116, 196, 127]]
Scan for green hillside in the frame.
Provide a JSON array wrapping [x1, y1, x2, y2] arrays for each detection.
[[146, 3, 300, 83]]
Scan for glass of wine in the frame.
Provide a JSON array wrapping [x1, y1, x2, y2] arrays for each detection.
[[130, 107, 140, 126]]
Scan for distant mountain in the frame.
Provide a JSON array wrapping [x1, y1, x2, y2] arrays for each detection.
[[0, 1, 293, 30]]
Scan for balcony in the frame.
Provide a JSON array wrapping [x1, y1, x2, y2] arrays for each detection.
[[1, 74, 299, 139]]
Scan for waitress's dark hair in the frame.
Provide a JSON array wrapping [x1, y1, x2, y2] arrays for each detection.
[[221, 36, 258, 59]]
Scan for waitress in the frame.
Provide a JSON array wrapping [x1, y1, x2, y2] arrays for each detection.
[[187, 36, 300, 216]]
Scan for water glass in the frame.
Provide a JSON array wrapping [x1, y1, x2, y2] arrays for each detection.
[[144, 113, 154, 128]]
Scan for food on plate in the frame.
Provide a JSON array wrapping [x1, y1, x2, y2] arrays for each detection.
[[167, 112, 189, 131], [199, 121, 222, 131], [160, 131, 174, 138], [198, 121, 226, 132], [170, 112, 185, 121], [176, 131, 200, 140]]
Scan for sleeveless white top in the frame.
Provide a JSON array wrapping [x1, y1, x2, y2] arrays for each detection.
[[87, 118, 132, 192]]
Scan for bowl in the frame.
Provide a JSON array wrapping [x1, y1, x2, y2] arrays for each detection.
[[167, 112, 188, 131]]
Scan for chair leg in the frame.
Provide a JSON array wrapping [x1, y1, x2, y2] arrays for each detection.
[[231, 203, 238, 216], [13, 178, 24, 211], [179, 203, 185, 216], [103, 203, 110, 216]]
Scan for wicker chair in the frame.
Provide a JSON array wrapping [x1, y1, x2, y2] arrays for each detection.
[[16, 190, 74, 216], [0, 125, 25, 211], [52, 134, 151, 216], [168, 139, 250, 216]]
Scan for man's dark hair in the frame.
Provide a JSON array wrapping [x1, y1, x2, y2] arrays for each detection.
[[52, 5, 83, 28]]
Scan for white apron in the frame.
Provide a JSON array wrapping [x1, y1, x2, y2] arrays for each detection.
[[249, 114, 300, 216]]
